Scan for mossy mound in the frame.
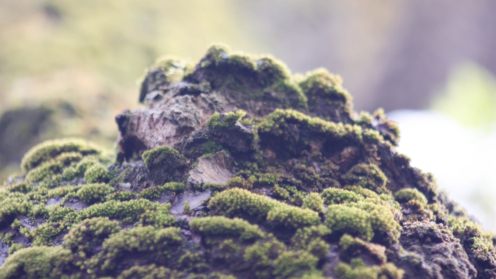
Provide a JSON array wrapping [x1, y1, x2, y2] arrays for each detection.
[[1, 45, 495, 279]]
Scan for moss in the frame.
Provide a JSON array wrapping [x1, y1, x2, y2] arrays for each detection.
[[271, 185, 290, 200], [338, 234, 386, 264], [75, 183, 113, 204], [321, 188, 363, 205], [118, 264, 182, 279], [207, 110, 246, 130], [20, 138, 101, 172], [63, 218, 120, 259], [48, 205, 76, 222], [142, 145, 187, 172], [302, 193, 324, 212], [7, 183, 31, 193], [183, 201, 193, 215], [84, 163, 111, 184], [0, 197, 31, 227], [0, 246, 73, 279], [29, 221, 68, 246], [77, 199, 174, 227], [88, 226, 182, 272], [244, 238, 286, 278], [25, 152, 83, 183], [140, 182, 184, 200], [299, 68, 352, 105], [325, 204, 374, 241], [209, 188, 279, 220], [273, 251, 318, 279], [344, 164, 388, 194], [335, 258, 404, 279], [394, 188, 428, 206], [292, 225, 331, 250], [226, 177, 253, 190], [106, 191, 135, 201], [190, 216, 265, 241], [202, 183, 227, 192], [75, 156, 98, 174], [8, 243, 25, 255]]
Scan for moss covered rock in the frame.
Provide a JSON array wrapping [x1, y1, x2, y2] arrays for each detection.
[[1, 45, 495, 279]]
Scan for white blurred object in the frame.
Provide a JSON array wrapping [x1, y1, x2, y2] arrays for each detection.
[[388, 109, 496, 231]]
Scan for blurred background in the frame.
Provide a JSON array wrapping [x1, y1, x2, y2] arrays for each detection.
[[1, 0, 496, 230]]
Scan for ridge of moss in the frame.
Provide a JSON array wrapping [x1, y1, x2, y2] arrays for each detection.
[[20, 138, 102, 172]]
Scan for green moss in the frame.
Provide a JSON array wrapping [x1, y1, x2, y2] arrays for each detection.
[[244, 238, 286, 278], [29, 221, 68, 246], [271, 185, 290, 200], [344, 164, 388, 194], [63, 218, 120, 259], [7, 183, 31, 193], [77, 183, 113, 204], [302, 193, 324, 212], [77, 199, 174, 227], [88, 226, 182, 272], [325, 204, 374, 241], [183, 201, 193, 215], [25, 152, 83, 183], [0, 246, 73, 279], [0, 197, 31, 227], [84, 164, 111, 184], [321, 188, 363, 205], [273, 251, 318, 279], [48, 205, 76, 222], [75, 156, 98, 174], [117, 264, 182, 279], [202, 183, 227, 192], [142, 146, 187, 172], [267, 204, 320, 229], [202, 140, 224, 156], [190, 216, 265, 241], [209, 188, 279, 220], [335, 258, 404, 279], [20, 138, 101, 172], [106, 191, 135, 201], [394, 188, 428, 206], [226, 177, 253, 190], [299, 68, 351, 104], [139, 182, 185, 200], [207, 110, 246, 130], [292, 225, 331, 249], [338, 234, 386, 264], [8, 243, 25, 255]]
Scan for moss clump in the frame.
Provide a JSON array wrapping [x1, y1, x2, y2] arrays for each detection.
[[0, 246, 74, 279], [7, 183, 31, 193], [226, 177, 253, 190], [344, 164, 388, 194], [395, 188, 428, 206], [207, 110, 246, 130], [190, 216, 265, 241], [209, 188, 319, 229], [321, 188, 363, 205], [25, 152, 82, 183], [76, 183, 114, 204], [193, 45, 307, 109], [139, 182, 184, 200], [142, 146, 186, 170], [335, 258, 404, 279], [84, 163, 111, 184], [89, 226, 182, 273], [302, 193, 324, 212], [20, 138, 101, 172], [77, 199, 174, 227], [271, 185, 290, 200], [326, 204, 374, 241]]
